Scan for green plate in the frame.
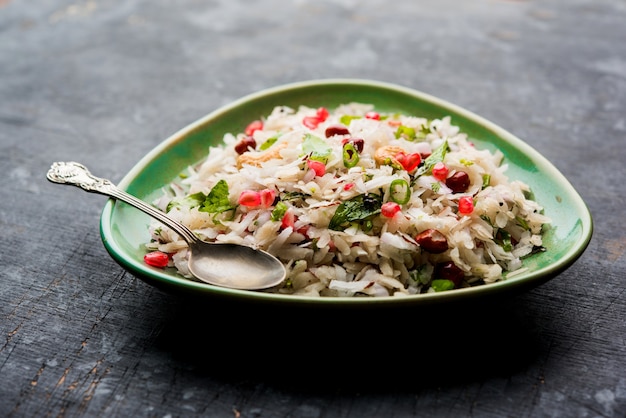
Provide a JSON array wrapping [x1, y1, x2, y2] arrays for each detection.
[[100, 79, 593, 308]]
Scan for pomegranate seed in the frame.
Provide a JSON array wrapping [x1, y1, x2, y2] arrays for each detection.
[[303, 116, 322, 129], [365, 111, 380, 120], [395, 152, 421, 172], [296, 224, 310, 238], [381, 202, 401, 218], [325, 125, 350, 138], [234, 136, 257, 154], [432, 162, 449, 181], [307, 159, 326, 176], [144, 251, 169, 268], [259, 189, 276, 208], [343, 182, 355, 191], [238, 190, 261, 207], [395, 152, 405, 166], [244, 120, 263, 136], [281, 209, 296, 229], [458, 196, 474, 215], [303, 108, 329, 129], [316, 107, 329, 121]]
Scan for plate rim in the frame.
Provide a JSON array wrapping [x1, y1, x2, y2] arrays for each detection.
[[100, 78, 594, 306]]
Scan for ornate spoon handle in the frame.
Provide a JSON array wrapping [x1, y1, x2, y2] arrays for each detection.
[[47, 161, 117, 193], [46, 161, 198, 243]]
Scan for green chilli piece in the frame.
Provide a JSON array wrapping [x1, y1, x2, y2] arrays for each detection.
[[482, 173, 491, 189], [271, 201, 288, 221], [431, 279, 455, 292], [389, 178, 411, 204], [260, 134, 280, 150], [342, 142, 360, 168], [395, 125, 416, 140], [340, 115, 361, 125]]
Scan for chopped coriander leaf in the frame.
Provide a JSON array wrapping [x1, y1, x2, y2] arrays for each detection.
[[281, 191, 310, 203], [527, 246, 547, 256], [480, 214, 494, 226], [495, 229, 513, 252], [415, 123, 431, 140], [410, 265, 432, 285], [516, 216, 530, 230]]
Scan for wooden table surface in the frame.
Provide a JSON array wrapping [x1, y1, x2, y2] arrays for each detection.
[[2, 0, 624, 417]]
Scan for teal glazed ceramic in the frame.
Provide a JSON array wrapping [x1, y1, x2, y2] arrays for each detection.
[[99, 79, 593, 307]]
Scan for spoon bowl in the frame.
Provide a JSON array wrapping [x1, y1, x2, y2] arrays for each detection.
[[46, 161, 286, 290]]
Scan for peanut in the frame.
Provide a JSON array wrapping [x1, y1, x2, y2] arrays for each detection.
[[237, 143, 287, 168], [374, 145, 406, 169]]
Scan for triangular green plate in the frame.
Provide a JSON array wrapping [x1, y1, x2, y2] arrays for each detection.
[[100, 79, 593, 308]]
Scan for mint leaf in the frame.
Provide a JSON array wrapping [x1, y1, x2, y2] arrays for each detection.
[[302, 133, 332, 163], [329, 194, 382, 231], [418, 139, 449, 176], [166, 191, 206, 212]]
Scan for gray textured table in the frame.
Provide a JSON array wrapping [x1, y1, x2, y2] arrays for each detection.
[[2, 1, 624, 417]]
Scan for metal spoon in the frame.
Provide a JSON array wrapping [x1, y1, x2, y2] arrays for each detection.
[[46, 161, 286, 290]]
